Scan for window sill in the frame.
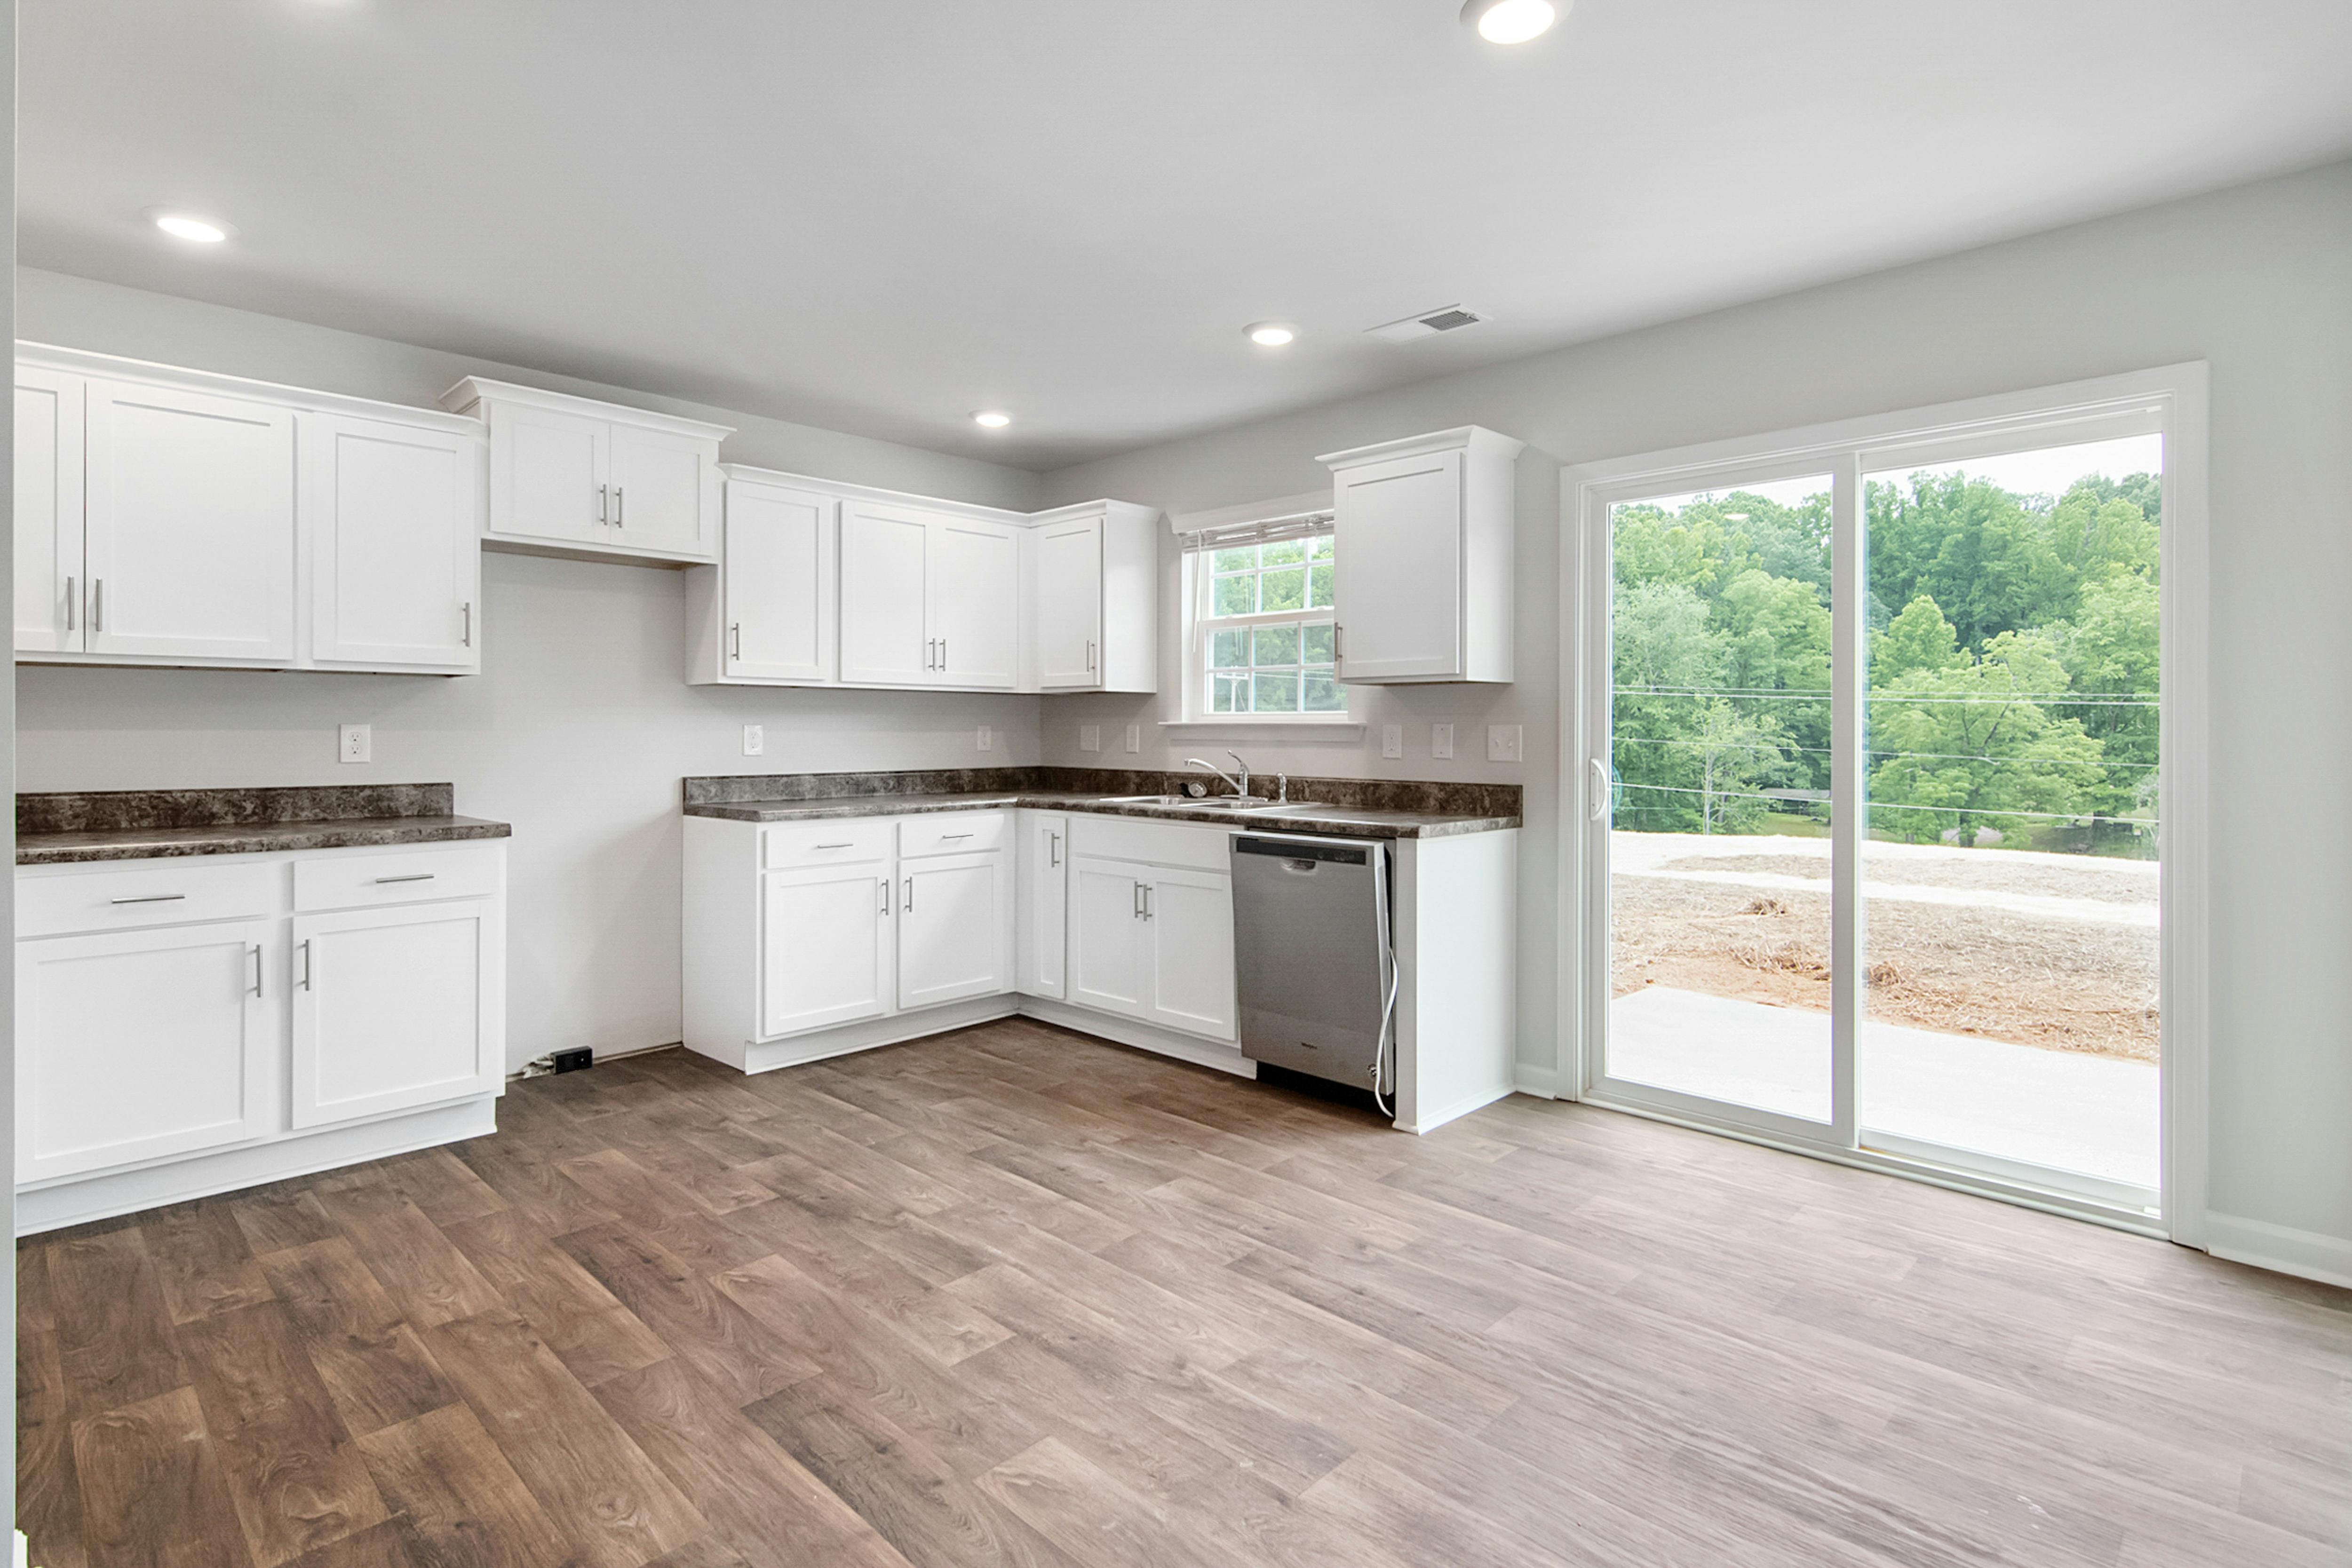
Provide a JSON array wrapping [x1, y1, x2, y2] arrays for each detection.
[[1160, 717, 1365, 740]]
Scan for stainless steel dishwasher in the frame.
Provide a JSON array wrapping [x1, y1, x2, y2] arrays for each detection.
[[1230, 831, 1397, 1104]]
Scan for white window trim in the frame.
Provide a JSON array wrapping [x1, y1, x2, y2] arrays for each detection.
[[1173, 506, 1357, 732], [1556, 362, 2210, 1249]]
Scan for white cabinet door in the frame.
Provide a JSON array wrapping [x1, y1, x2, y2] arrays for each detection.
[[83, 378, 296, 662], [726, 480, 836, 683], [840, 503, 933, 685], [16, 365, 85, 655], [1067, 855, 1149, 1020], [492, 401, 608, 544], [1033, 516, 1103, 690], [898, 850, 1009, 1010], [16, 918, 276, 1182], [305, 414, 481, 670], [291, 900, 500, 1129], [608, 422, 714, 558], [1333, 448, 1464, 682], [1017, 813, 1069, 1000], [761, 862, 894, 1036], [1145, 866, 1237, 1042], [928, 517, 1020, 689]]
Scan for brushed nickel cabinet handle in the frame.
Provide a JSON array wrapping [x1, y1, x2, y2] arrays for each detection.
[[250, 945, 264, 997], [1049, 830, 1061, 868], [110, 893, 186, 905], [64, 576, 75, 632], [903, 877, 914, 913], [298, 939, 313, 991], [91, 578, 103, 633], [374, 873, 436, 884], [877, 878, 890, 915], [598, 483, 610, 524], [461, 601, 473, 647], [814, 841, 855, 850], [939, 832, 972, 841], [615, 486, 625, 525], [730, 623, 742, 660]]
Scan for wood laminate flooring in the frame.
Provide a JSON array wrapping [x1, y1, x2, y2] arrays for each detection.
[[19, 1020, 2352, 1568]]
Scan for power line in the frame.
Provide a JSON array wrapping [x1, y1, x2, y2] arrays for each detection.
[[1615, 687, 2158, 707], [1612, 780, 2155, 826], [1609, 735, 2156, 771]]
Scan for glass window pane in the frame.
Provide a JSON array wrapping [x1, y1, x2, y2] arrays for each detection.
[[1251, 672, 1300, 712], [1308, 562, 1334, 608], [1301, 623, 1335, 665], [1209, 673, 1241, 713], [1251, 623, 1300, 667], [1262, 538, 1307, 566], [1209, 629, 1248, 669], [1213, 574, 1258, 616], [1304, 674, 1343, 712], [1308, 534, 1335, 560], [1260, 567, 1306, 612], [1212, 546, 1258, 574]]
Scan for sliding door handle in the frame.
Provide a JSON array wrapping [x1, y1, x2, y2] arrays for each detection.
[[1589, 758, 1609, 821]]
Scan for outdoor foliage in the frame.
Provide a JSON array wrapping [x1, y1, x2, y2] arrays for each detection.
[[1609, 468, 2160, 851]]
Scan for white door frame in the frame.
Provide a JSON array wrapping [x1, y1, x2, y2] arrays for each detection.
[[1558, 364, 2210, 1244]]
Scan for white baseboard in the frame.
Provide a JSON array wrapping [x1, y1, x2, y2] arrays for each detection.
[[2204, 1212, 2352, 1291], [713, 994, 1022, 1075], [1397, 1079, 1518, 1135], [17, 1097, 500, 1236], [1017, 996, 1258, 1079], [1514, 1062, 1562, 1099]]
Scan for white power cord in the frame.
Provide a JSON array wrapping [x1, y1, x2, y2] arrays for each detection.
[[1369, 932, 1400, 1120]]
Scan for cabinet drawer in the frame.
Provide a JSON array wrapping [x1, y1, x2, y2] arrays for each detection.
[[18, 859, 280, 938], [294, 845, 501, 912], [762, 817, 893, 869], [1069, 814, 1232, 872], [898, 812, 1006, 859]]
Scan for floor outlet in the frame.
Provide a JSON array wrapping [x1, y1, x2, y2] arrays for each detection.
[[338, 724, 371, 764], [1487, 724, 1524, 763], [1433, 723, 1454, 760], [742, 724, 764, 756], [1381, 724, 1404, 760]]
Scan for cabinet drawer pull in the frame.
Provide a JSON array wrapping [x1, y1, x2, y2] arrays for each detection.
[[814, 842, 855, 850], [374, 873, 437, 884], [110, 893, 187, 905], [938, 832, 972, 841]]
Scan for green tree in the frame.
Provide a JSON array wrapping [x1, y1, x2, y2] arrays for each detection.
[[1870, 593, 1968, 682]]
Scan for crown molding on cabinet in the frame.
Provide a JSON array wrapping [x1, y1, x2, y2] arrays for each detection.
[[438, 375, 735, 441], [18, 342, 485, 437]]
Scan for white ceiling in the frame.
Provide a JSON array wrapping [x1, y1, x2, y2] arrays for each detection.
[[24, 1, 2352, 470]]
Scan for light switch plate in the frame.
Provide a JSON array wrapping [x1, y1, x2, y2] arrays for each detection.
[[1080, 724, 1101, 753], [742, 724, 764, 756], [1125, 723, 1141, 753], [338, 724, 371, 764], [977, 725, 993, 752], [1432, 723, 1454, 760], [1381, 724, 1405, 760], [1487, 724, 1524, 763]]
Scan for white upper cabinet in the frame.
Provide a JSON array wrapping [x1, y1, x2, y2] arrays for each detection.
[[927, 517, 1020, 689], [305, 414, 484, 672], [703, 477, 836, 685], [1320, 426, 1524, 684], [443, 377, 729, 565], [16, 345, 490, 676], [84, 377, 298, 665], [1026, 501, 1159, 693], [15, 364, 84, 656], [840, 500, 935, 685]]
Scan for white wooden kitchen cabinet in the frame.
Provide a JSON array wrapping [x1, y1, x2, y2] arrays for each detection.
[[1319, 425, 1524, 684], [1065, 855, 1149, 1019], [441, 376, 730, 566], [16, 344, 488, 676], [683, 810, 1013, 1073], [15, 837, 508, 1234], [686, 472, 837, 685], [1015, 810, 1069, 1000], [1065, 851, 1236, 1043], [1025, 501, 1160, 693], [839, 500, 1018, 690]]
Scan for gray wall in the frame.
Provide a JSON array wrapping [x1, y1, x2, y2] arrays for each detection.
[[1036, 159, 2352, 1262], [15, 269, 1048, 1071]]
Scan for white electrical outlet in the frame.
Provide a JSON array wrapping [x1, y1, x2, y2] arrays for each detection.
[[1432, 723, 1455, 760], [1125, 723, 1141, 753], [977, 724, 993, 752], [338, 724, 371, 764], [1080, 724, 1101, 753], [742, 724, 764, 756], [1487, 724, 1524, 763], [1381, 724, 1404, 760]]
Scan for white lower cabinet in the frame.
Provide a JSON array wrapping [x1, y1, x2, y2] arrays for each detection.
[[1067, 856, 1148, 1019], [14, 840, 507, 1231], [899, 851, 1009, 1009], [1016, 811, 1069, 1000], [15, 917, 278, 1183], [1067, 855, 1235, 1041], [761, 860, 895, 1035], [291, 899, 501, 1129]]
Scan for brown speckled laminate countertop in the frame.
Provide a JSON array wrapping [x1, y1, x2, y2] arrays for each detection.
[[17, 784, 512, 865]]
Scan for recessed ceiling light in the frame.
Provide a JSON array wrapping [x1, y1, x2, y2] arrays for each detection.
[[147, 209, 233, 243], [1246, 322, 1297, 348], [1461, 0, 1561, 44], [971, 411, 1012, 429]]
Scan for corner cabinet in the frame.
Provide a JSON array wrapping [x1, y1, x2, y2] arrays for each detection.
[[441, 377, 730, 566], [15, 345, 486, 676], [685, 466, 1160, 695], [1319, 425, 1524, 684], [15, 839, 507, 1234]]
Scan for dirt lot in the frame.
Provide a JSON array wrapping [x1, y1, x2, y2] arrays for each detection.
[[1610, 843, 2161, 1062]]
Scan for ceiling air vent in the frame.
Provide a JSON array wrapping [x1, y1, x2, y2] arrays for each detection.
[[1367, 304, 1491, 342]]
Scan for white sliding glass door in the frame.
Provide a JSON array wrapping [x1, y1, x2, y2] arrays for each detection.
[[1573, 370, 2202, 1231]]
